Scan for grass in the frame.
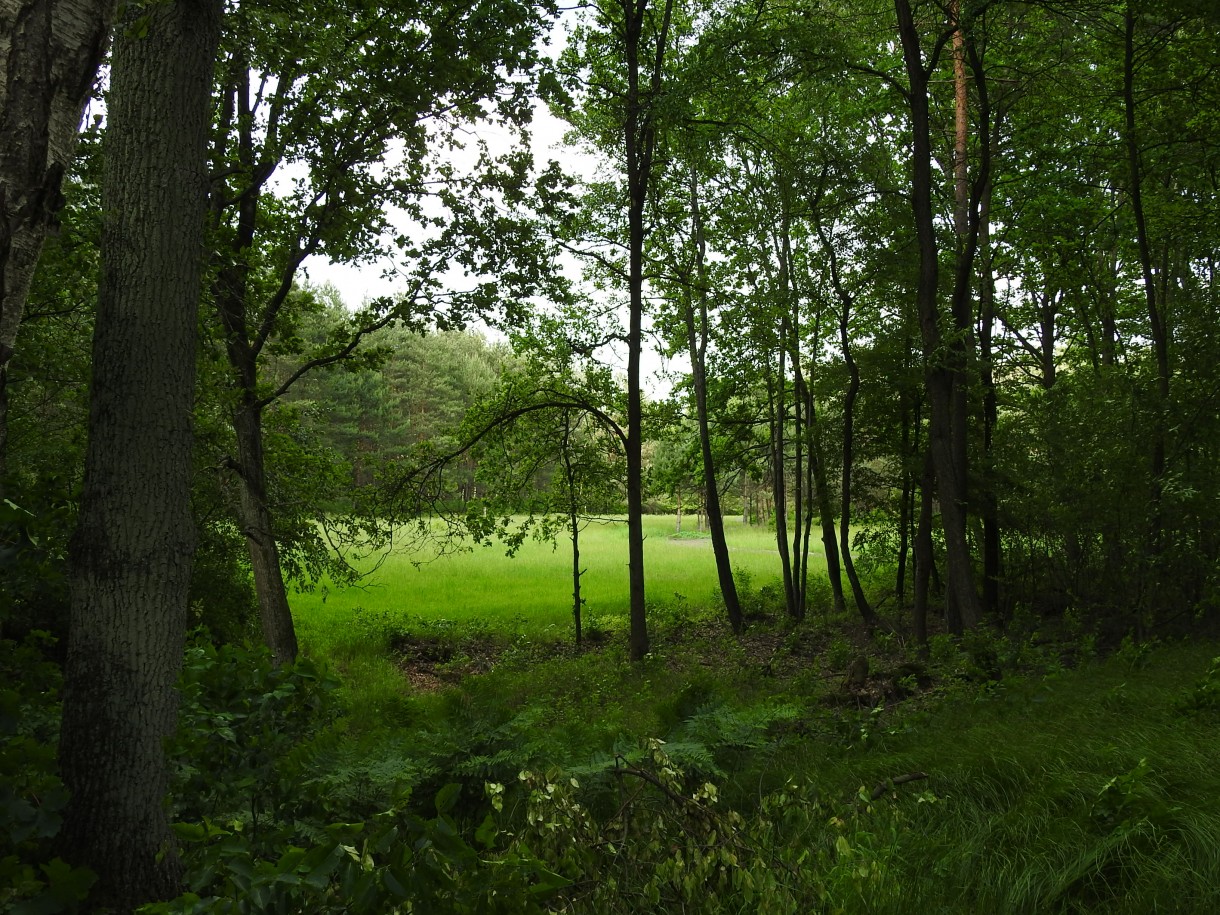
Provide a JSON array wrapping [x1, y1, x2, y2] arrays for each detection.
[[282, 513, 1220, 912], [288, 513, 805, 728], [436, 634, 1220, 913], [295, 586, 1220, 912], [864, 644, 1220, 913], [292, 513, 797, 649]]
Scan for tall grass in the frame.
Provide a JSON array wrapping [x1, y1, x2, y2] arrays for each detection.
[[441, 637, 1220, 914]]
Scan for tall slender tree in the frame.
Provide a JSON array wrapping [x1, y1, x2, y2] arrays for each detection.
[[551, 0, 677, 658], [893, 0, 982, 633]]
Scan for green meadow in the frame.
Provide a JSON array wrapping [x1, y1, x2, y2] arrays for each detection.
[[292, 514, 799, 648]]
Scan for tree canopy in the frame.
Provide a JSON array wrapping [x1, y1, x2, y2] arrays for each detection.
[[3, 0, 1220, 907]]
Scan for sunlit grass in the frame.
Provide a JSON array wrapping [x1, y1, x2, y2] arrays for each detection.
[[292, 514, 800, 653]]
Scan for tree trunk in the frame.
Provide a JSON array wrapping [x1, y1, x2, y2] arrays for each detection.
[[769, 340, 799, 620], [621, 0, 672, 660], [896, 375, 916, 606], [210, 60, 302, 663], [776, 205, 814, 619], [807, 392, 847, 615], [913, 447, 936, 648], [562, 416, 583, 646], [895, 0, 982, 633], [1122, 1, 1170, 562], [822, 225, 876, 625], [57, 1, 220, 909], [799, 387, 816, 616], [232, 397, 298, 665], [684, 284, 744, 633], [790, 345, 807, 614], [978, 177, 1001, 617], [838, 347, 875, 625], [570, 510, 583, 647], [682, 170, 743, 631], [0, 0, 115, 489], [962, 12, 1001, 619]]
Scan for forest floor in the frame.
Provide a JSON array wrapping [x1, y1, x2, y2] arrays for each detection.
[[275, 520, 1220, 913], [390, 610, 912, 699], [316, 600, 1220, 914]]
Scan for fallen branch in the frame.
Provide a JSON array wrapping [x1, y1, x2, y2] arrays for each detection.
[[611, 760, 715, 820], [870, 772, 929, 800]]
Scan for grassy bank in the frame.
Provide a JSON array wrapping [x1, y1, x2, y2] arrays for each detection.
[[290, 514, 809, 710], [281, 593, 1220, 912]]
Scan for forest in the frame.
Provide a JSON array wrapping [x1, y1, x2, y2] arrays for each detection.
[[2, 0, 1219, 911]]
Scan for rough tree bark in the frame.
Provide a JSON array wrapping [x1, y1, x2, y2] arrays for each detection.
[[56, 0, 221, 910], [0, 0, 114, 489]]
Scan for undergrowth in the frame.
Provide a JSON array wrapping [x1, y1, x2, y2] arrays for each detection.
[[154, 611, 1220, 913], [5, 610, 1220, 913]]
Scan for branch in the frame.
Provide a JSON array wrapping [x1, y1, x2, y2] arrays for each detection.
[[995, 310, 1044, 363], [611, 762, 715, 820], [388, 390, 627, 510], [251, 205, 330, 359], [870, 772, 929, 800], [258, 278, 427, 409]]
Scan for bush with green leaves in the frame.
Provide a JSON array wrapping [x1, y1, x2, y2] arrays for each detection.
[[169, 640, 342, 833], [0, 634, 96, 912], [148, 787, 567, 915], [496, 738, 912, 914], [160, 640, 569, 914], [1174, 654, 1220, 715]]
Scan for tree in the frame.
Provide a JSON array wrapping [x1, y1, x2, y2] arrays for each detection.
[[206, 0, 553, 663], [664, 139, 746, 632], [0, 0, 114, 489], [55, 0, 221, 908], [470, 388, 625, 647], [388, 336, 629, 646], [893, 0, 983, 634], [550, 0, 677, 659], [648, 135, 746, 629]]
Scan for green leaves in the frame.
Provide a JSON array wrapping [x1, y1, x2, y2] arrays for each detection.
[[0, 636, 96, 915]]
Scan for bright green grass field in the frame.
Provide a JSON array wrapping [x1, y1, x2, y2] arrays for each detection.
[[292, 514, 803, 650]]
